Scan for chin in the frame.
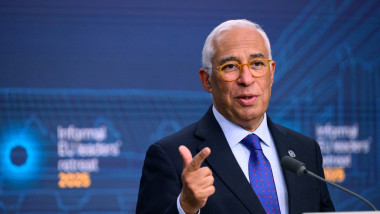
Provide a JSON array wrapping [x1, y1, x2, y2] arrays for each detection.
[[241, 110, 265, 121]]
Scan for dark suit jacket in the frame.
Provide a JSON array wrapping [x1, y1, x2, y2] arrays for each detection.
[[136, 107, 335, 214]]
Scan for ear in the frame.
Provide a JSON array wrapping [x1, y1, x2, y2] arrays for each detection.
[[199, 68, 212, 93], [269, 60, 276, 87]]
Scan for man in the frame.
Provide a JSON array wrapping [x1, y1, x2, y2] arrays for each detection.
[[136, 19, 335, 214]]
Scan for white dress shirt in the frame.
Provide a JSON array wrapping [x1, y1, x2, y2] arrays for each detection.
[[212, 106, 288, 214], [177, 106, 288, 214]]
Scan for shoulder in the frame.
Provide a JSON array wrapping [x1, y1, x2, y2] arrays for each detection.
[[268, 117, 324, 167], [267, 116, 322, 157], [275, 122, 314, 143], [267, 116, 315, 145]]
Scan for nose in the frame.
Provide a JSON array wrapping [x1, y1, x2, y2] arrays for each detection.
[[237, 64, 255, 85]]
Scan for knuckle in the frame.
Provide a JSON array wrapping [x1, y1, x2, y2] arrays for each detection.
[[209, 176, 214, 184], [210, 186, 216, 194], [195, 151, 207, 162], [205, 167, 212, 174], [181, 174, 192, 185], [187, 183, 196, 192], [200, 167, 212, 175], [198, 152, 207, 160], [193, 191, 202, 199]]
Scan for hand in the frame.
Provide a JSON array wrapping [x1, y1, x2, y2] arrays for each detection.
[[179, 145, 215, 214]]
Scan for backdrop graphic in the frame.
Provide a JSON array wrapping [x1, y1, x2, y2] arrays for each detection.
[[1, 0, 379, 213]]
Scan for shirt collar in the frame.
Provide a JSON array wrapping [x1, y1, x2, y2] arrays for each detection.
[[212, 106, 272, 148]]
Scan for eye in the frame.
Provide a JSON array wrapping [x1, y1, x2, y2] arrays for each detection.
[[221, 63, 239, 72], [250, 59, 265, 69]]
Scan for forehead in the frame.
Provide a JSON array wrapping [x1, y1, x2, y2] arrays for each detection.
[[213, 27, 268, 61]]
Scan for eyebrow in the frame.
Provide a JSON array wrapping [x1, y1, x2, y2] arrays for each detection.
[[250, 53, 264, 58], [219, 53, 265, 65], [220, 56, 238, 65]]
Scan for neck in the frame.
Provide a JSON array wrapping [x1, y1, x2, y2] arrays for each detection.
[[239, 115, 264, 132]]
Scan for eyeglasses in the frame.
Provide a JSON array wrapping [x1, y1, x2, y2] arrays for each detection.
[[215, 58, 272, 81]]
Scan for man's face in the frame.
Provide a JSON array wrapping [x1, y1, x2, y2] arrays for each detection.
[[200, 27, 275, 131]]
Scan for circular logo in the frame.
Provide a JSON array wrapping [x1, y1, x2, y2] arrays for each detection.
[[11, 145, 28, 166], [288, 150, 296, 158]]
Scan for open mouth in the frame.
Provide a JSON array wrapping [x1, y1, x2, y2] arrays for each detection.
[[240, 96, 253, 100], [237, 95, 257, 105]]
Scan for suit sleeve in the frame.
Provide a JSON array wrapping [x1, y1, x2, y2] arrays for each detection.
[[314, 140, 335, 212], [136, 143, 181, 214]]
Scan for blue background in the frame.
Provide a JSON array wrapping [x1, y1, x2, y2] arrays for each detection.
[[1, 0, 379, 213]]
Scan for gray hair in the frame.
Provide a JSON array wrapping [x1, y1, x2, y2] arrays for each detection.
[[202, 19, 272, 75]]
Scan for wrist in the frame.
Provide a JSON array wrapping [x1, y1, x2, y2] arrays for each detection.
[[180, 194, 198, 214]]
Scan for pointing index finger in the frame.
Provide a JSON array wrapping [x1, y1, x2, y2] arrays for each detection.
[[186, 147, 211, 172]]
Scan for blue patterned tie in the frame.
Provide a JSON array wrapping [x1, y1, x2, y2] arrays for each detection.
[[241, 134, 281, 214]]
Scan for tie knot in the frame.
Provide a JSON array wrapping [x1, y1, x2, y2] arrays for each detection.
[[241, 134, 262, 150]]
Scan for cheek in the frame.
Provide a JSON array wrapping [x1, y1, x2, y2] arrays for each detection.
[[263, 82, 273, 103], [215, 85, 232, 103], [262, 76, 273, 92], [212, 76, 232, 95]]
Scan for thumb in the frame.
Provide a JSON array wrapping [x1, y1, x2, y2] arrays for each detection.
[[179, 145, 193, 169]]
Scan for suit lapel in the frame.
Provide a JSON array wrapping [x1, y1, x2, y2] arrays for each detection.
[[267, 116, 303, 214], [195, 108, 266, 214]]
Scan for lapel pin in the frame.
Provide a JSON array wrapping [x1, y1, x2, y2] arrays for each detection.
[[288, 150, 296, 158]]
